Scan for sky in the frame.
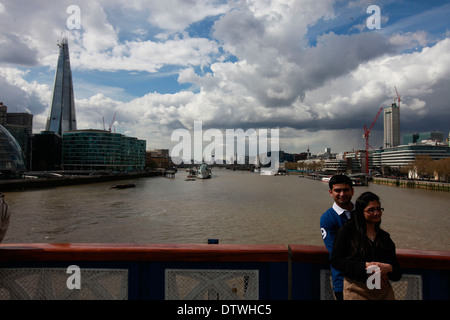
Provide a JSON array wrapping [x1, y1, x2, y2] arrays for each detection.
[[0, 0, 449, 158]]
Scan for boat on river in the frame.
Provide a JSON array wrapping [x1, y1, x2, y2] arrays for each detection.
[[111, 183, 135, 189], [351, 178, 365, 186], [196, 162, 211, 179], [260, 169, 277, 176]]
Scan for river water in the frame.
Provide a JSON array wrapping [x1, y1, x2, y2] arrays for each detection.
[[2, 169, 450, 251]]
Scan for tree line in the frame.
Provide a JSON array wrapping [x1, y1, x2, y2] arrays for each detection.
[[401, 155, 450, 182]]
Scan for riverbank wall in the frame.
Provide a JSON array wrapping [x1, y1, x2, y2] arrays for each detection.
[[372, 177, 450, 192], [0, 171, 163, 192]]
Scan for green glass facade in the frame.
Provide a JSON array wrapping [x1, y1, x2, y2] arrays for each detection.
[[62, 130, 146, 172], [403, 131, 444, 145]]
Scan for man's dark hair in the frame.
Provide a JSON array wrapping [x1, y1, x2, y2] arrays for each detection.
[[328, 174, 353, 190]]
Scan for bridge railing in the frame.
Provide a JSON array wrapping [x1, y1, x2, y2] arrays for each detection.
[[0, 243, 448, 300]]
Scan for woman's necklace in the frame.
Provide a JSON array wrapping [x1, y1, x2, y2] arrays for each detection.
[[367, 231, 376, 241]]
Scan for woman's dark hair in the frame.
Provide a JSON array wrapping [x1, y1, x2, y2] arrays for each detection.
[[350, 191, 382, 258]]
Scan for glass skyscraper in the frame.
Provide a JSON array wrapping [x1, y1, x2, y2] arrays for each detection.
[[46, 37, 77, 136]]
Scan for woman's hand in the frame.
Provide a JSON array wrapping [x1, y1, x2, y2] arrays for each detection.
[[367, 262, 392, 274], [366, 262, 393, 288]]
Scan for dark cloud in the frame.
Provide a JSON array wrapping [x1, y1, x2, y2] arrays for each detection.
[[0, 34, 38, 66], [299, 32, 394, 89], [0, 70, 48, 115], [213, 7, 266, 60], [401, 78, 450, 134]]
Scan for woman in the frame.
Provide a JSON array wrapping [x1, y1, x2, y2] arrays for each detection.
[[331, 191, 402, 300]]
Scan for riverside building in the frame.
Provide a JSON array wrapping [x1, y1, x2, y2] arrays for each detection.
[[376, 142, 450, 169], [62, 130, 146, 172]]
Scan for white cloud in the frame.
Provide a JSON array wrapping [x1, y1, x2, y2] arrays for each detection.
[[389, 31, 431, 49], [80, 4, 118, 52], [145, 0, 230, 32], [68, 36, 220, 72], [0, 67, 51, 109]]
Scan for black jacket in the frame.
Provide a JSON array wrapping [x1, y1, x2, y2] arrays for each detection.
[[331, 220, 402, 283]]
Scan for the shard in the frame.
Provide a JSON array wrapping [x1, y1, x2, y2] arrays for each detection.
[[46, 37, 77, 136]]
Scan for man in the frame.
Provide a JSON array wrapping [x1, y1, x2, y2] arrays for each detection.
[[320, 174, 354, 300]]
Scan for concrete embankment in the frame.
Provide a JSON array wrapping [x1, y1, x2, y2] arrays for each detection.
[[0, 171, 163, 192], [372, 177, 450, 192]]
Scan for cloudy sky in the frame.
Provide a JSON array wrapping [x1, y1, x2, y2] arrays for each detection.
[[0, 0, 449, 158]]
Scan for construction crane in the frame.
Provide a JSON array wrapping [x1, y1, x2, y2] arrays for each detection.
[[109, 111, 117, 132], [363, 107, 383, 176], [394, 86, 401, 107]]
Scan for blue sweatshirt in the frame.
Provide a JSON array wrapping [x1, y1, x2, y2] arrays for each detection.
[[320, 203, 353, 293]]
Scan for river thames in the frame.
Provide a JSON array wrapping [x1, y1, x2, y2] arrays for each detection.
[[3, 169, 450, 251]]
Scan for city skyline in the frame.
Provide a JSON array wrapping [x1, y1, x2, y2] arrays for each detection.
[[0, 1, 449, 155]]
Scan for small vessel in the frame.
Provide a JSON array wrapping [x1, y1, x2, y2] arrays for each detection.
[[260, 169, 276, 176], [196, 162, 211, 179], [321, 176, 331, 182], [111, 183, 135, 189], [351, 178, 365, 186], [187, 168, 197, 179]]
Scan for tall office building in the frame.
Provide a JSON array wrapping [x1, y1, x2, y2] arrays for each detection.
[[383, 102, 400, 148], [45, 37, 77, 136], [0, 102, 7, 125]]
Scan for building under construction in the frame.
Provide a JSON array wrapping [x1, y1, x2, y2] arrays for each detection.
[[384, 102, 401, 149]]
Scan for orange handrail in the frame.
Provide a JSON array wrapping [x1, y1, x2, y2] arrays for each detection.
[[0, 243, 449, 270], [0, 243, 287, 262]]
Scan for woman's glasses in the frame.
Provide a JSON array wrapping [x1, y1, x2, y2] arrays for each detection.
[[365, 207, 384, 214]]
